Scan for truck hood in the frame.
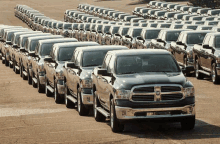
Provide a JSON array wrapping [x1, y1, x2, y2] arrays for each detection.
[[115, 72, 186, 89], [80, 67, 95, 79]]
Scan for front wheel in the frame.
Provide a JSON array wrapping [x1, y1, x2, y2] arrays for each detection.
[[110, 99, 124, 133], [211, 63, 220, 84], [181, 116, 195, 130], [64, 84, 75, 108], [37, 76, 45, 93], [54, 82, 64, 104], [93, 91, 106, 122], [77, 88, 89, 116], [195, 60, 204, 79], [27, 70, 32, 85]]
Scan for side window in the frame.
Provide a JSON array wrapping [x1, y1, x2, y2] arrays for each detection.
[[102, 54, 112, 69], [75, 51, 82, 66], [203, 35, 210, 45], [107, 56, 115, 73]]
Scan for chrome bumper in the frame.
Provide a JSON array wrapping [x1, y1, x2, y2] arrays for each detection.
[[81, 92, 93, 105], [115, 104, 195, 120], [57, 83, 65, 95]]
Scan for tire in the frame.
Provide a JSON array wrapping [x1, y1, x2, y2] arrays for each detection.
[[211, 63, 220, 84], [77, 88, 89, 116], [45, 77, 53, 97], [54, 82, 64, 104], [37, 76, 45, 93], [181, 116, 195, 130], [13, 61, 15, 72], [184, 58, 192, 77], [64, 84, 75, 108], [195, 60, 204, 79], [27, 70, 32, 85], [93, 91, 106, 122], [5, 58, 9, 66], [32, 76, 37, 88], [110, 99, 124, 133], [20, 64, 23, 78]]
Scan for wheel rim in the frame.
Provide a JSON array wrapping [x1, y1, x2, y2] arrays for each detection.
[[196, 62, 199, 77], [94, 96, 97, 118], [110, 103, 114, 128], [212, 66, 216, 82], [54, 86, 57, 101], [78, 93, 81, 112]]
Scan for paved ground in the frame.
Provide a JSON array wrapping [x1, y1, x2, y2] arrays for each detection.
[[1, 0, 220, 143]]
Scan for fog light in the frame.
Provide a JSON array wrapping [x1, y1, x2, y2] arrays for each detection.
[[147, 112, 154, 116], [122, 111, 126, 116]]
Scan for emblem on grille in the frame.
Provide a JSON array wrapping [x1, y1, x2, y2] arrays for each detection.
[[154, 86, 161, 101]]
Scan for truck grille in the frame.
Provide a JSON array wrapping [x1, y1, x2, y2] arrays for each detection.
[[131, 85, 183, 102]]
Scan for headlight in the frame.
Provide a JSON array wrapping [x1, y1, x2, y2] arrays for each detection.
[[56, 71, 64, 80], [184, 87, 195, 97], [187, 50, 193, 58], [81, 79, 92, 88], [216, 55, 220, 63], [115, 89, 131, 99]]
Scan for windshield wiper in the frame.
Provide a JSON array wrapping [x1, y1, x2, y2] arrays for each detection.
[[84, 64, 98, 67], [121, 71, 136, 74]]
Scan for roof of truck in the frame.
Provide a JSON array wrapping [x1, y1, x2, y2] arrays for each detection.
[[75, 45, 128, 52], [54, 42, 99, 48], [38, 38, 77, 44], [108, 49, 170, 56]]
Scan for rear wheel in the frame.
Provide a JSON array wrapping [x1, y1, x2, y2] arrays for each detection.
[[20, 64, 23, 77], [110, 99, 124, 133], [195, 60, 204, 79], [27, 70, 32, 85], [77, 88, 89, 116], [181, 116, 195, 130], [37, 76, 45, 93], [93, 91, 106, 122], [5, 58, 9, 66], [211, 63, 220, 84]]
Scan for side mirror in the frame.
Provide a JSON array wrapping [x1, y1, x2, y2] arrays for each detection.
[[59, 27, 63, 29], [176, 41, 183, 45], [125, 34, 130, 38], [203, 44, 210, 49], [98, 30, 102, 33], [65, 62, 78, 68], [68, 27, 72, 30], [20, 48, 26, 52], [157, 38, 163, 42], [136, 36, 142, 40], [44, 57, 53, 62], [97, 69, 108, 76], [28, 52, 35, 57]]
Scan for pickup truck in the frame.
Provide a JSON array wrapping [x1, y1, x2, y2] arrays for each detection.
[[112, 26, 130, 45], [20, 35, 63, 82], [170, 31, 212, 76], [97, 24, 112, 45], [44, 42, 99, 104], [30, 38, 78, 92], [193, 33, 220, 84], [92, 49, 195, 132], [90, 24, 102, 43], [104, 25, 120, 45], [63, 45, 128, 115], [134, 28, 162, 49], [150, 29, 186, 50]]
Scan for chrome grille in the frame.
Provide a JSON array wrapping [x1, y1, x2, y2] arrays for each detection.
[[130, 84, 183, 102]]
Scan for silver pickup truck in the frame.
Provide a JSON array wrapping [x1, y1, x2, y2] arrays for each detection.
[[30, 38, 78, 93], [20, 35, 63, 82], [44, 42, 99, 104]]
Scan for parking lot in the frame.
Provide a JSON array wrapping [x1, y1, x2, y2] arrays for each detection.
[[1, 0, 220, 143]]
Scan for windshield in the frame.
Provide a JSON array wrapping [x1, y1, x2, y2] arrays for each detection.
[[132, 29, 142, 37], [157, 12, 165, 16], [111, 27, 119, 34], [58, 47, 75, 61], [82, 51, 107, 67], [7, 32, 13, 41], [215, 36, 220, 48], [103, 26, 110, 33], [187, 26, 197, 30], [212, 10, 220, 15], [200, 9, 208, 14], [167, 13, 175, 17], [97, 25, 102, 31], [30, 40, 38, 51], [160, 24, 170, 28], [22, 37, 28, 47], [174, 25, 183, 29], [40, 43, 54, 56], [64, 24, 71, 29], [187, 33, 206, 44], [201, 27, 212, 30], [145, 30, 160, 39], [116, 54, 180, 74], [193, 17, 202, 20], [166, 31, 181, 41]]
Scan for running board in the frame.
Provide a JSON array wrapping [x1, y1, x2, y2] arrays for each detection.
[[198, 70, 210, 76], [46, 85, 54, 93], [15, 66, 20, 71], [96, 107, 110, 118], [23, 71, 27, 76], [66, 95, 77, 104], [32, 77, 37, 84]]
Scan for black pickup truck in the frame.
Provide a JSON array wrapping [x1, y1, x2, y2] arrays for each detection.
[[63, 45, 128, 116], [92, 49, 195, 132], [193, 33, 220, 84]]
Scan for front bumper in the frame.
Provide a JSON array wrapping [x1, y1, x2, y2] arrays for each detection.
[[115, 104, 195, 120], [81, 88, 93, 105], [57, 80, 65, 95], [39, 74, 45, 85]]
